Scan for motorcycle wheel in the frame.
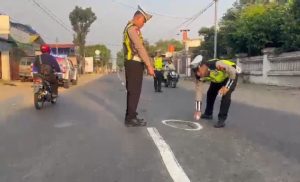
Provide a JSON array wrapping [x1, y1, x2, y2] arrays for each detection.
[[72, 76, 78, 85], [34, 93, 43, 110], [64, 80, 70, 89], [171, 81, 177, 88], [51, 97, 57, 104]]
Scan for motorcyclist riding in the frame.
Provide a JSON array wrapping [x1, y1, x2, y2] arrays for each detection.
[[164, 58, 176, 80], [33, 44, 61, 97]]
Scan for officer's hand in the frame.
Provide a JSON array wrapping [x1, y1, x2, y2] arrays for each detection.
[[147, 66, 155, 77], [194, 111, 201, 121], [219, 86, 229, 96]]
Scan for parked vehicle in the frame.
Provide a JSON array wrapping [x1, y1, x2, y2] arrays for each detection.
[[163, 70, 180, 88], [19, 56, 35, 81], [55, 57, 78, 88]]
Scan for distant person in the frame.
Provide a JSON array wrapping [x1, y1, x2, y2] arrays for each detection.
[[123, 6, 155, 127], [164, 59, 176, 80], [153, 51, 163, 92]]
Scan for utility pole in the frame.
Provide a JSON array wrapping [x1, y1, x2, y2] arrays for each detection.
[[214, 0, 218, 59], [56, 37, 58, 55], [180, 29, 190, 77]]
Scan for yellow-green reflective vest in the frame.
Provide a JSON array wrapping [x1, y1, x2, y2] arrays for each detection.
[[154, 57, 163, 70], [123, 22, 144, 61], [204, 59, 236, 83]]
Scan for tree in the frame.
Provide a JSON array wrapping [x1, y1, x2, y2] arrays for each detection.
[[194, 27, 229, 59], [240, 0, 290, 5], [144, 40, 157, 57], [154, 39, 184, 53], [85, 44, 111, 67], [69, 6, 97, 57], [280, 0, 300, 51], [290, 0, 300, 20], [116, 51, 124, 69]]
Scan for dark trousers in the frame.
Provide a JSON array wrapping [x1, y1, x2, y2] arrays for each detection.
[[204, 77, 238, 121], [35, 73, 58, 95], [154, 70, 163, 91], [46, 74, 58, 95], [125, 61, 144, 120]]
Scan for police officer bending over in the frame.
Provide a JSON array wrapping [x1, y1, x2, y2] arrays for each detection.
[[193, 57, 238, 128]]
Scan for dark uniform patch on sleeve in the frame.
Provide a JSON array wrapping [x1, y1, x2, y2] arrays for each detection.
[[205, 59, 217, 70]]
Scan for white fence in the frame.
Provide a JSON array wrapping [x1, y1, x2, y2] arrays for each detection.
[[237, 48, 300, 87]]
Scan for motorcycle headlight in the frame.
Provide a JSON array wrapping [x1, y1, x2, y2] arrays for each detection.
[[171, 71, 176, 76]]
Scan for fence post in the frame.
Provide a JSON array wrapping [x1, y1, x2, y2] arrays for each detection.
[[262, 48, 275, 82]]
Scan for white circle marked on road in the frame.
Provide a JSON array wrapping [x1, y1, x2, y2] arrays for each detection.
[[162, 120, 203, 131]]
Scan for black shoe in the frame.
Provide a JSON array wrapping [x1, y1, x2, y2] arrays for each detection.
[[137, 119, 147, 126], [125, 118, 147, 127], [155, 89, 158, 92], [201, 114, 213, 120], [136, 117, 144, 122], [214, 120, 226, 128], [158, 90, 163, 93]]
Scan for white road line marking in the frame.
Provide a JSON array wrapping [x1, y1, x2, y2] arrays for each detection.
[[147, 127, 191, 182], [116, 71, 127, 92]]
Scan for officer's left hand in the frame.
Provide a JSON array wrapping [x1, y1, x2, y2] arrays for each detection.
[[219, 87, 229, 96]]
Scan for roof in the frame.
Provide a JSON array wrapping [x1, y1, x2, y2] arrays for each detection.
[[10, 22, 38, 35], [48, 44, 75, 48], [0, 37, 14, 43]]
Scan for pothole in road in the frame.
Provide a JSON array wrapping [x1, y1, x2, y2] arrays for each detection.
[[162, 120, 203, 131]]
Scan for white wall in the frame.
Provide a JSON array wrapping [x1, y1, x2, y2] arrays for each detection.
[[238, 49, 300, 87]]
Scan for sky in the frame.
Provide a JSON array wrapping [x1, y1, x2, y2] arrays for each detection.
[[1, 0, 237, 57]]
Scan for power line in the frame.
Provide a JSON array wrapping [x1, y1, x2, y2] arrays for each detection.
[[29, 0, 73, 33], [185, 1, 215, 28], [163, 0, 215, 37], [33, 0, 72, 32], [111, 0, 190, 19]]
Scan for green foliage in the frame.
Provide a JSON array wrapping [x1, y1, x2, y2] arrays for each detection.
[[145, 39, 184, 57], [85, 44, 111, 66], [116, 51, 124, 69], [197, 2, 299, 57], [69, 6, 97, 56]]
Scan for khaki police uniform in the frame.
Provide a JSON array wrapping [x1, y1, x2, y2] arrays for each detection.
[[123, 7, 152, 121], [195, 59, 238, 122]]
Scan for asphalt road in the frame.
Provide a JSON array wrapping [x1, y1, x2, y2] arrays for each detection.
[[0, 74, 300, 182]]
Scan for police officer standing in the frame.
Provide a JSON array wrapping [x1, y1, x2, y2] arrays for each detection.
[[192, 57, 238, 128], [123, 6, 155, 127], [153, 51, 163, 92]]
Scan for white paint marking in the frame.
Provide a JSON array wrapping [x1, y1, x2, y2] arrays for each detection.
[[116, 71, 127, 92], [162, 119, 203, 131], [54, 122, 74, 128], [147, 127, 191, 182]]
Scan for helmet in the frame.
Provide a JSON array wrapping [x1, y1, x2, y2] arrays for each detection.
[[190, 55, 203, 69], [40, 44, 51, 54]]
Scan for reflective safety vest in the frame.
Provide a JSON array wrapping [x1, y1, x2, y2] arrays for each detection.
[[203, 59, 236, 83], [154, 57, 163, 71], [123, 22, 144, 61]]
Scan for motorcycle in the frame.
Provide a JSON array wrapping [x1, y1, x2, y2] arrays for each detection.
[[33, 72, 62, 110], [163, 70, 179, 88]]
